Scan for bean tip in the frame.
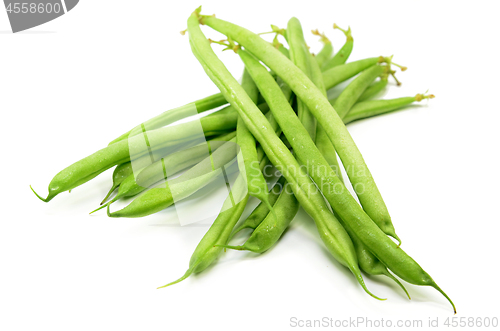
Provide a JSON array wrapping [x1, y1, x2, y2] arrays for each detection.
[[30, 185, 48, 202]]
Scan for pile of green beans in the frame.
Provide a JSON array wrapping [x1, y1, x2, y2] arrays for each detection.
[[31, 6, 453, 313]]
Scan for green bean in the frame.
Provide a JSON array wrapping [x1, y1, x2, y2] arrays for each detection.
[[340, 218, 411, 299], [357, 76, 389, 102], [237, 68, 274, 215], [202, 15, 393, 249], [100, 137, 205, 205], [333, 64, 387, 119], [311, 29, 333, 68], [159, 173, 249, 288], [90, 132, 237, 215], [323, 57, 383, 90], [203, 17, 452, 309], [330, 63, 401, 243], [31, 106, 238, 202], [219, 179, 299, 253], [229, 176, 285, 240], [328, 74, 386, 107], [228, 176, 285, 242], [287, 17, 317, 141], [307, 31, 344, 181], [109, 93, 227, 145], [227, 113, 286, 240], [188, 10, 381, 299], [344, 93, 434, 124], [101, 162, 134, 204], [107, 137, 239, 218], [158, 148, 270, 288], [322, 24, 353, 70]]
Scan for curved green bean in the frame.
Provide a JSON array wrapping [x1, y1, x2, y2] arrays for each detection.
[[158, 147, 270, 288], [229, 176, 285, 240], [341, 218, 411, 299], [101, 162, 134, 204], [219, 180, 299, 253], [311, 29, 333, 68], [159, 173, 249, 288], [322, 24, 353, 70]]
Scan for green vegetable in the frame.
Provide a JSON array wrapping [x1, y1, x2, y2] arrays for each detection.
[[287, 17, 317, 140], [202, 14, 393, 252], [311, 29, 333, 68], [107, 137, 239, 218], [199, 10, 453, 311], [159, 149, 269, 288], [333, 64, 401, 243], [322, 23, 353, 70], [187, 10, 381, 299], [237, 68, 274, 217], [219, 180, 299, 253], [101, 162, 134, 204], [344, 94, 434, 124], [90, 132, 236, 214], [109, 93, 227, 145], [31, 106, 238, 202]]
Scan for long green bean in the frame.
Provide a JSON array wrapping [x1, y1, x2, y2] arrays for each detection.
[[322, 24, 353, 70], [344, 94, 434, 124]]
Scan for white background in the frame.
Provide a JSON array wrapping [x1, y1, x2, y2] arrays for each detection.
[[1, 1, 500, 330]]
